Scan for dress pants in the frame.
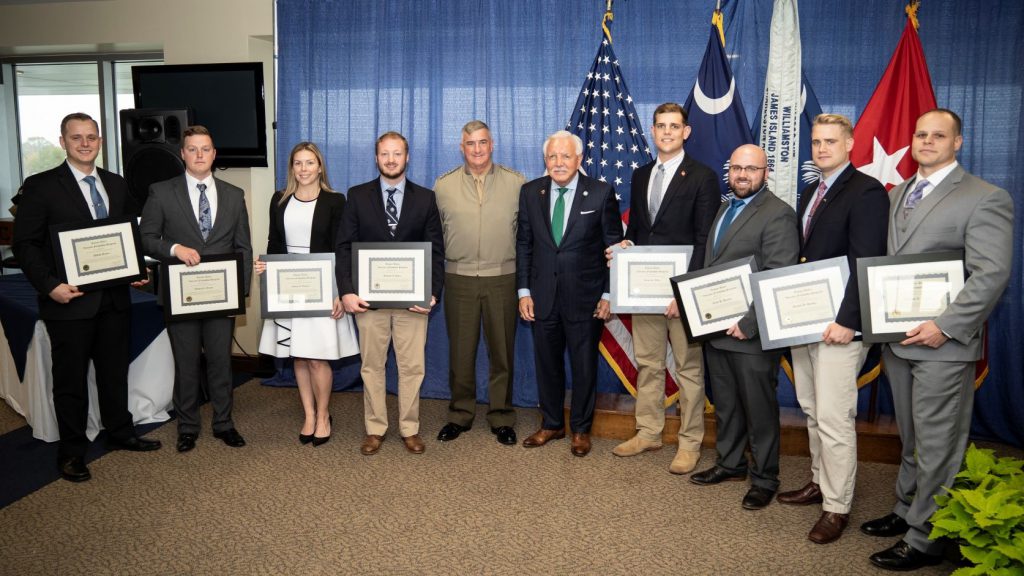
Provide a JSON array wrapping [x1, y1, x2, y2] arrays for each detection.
[[531, 308, 603, 433], [166, 316, 235, 435], [44, 291, 134, 458], [791, 340, 868, 513], [355, 308, 428, 437], [631, 313, 704, 449], [883, 346, 976, 554], [443, 272, 517, 428], [705, 345, 782, 490]]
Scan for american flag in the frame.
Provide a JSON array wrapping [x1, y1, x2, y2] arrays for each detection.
[[565, 23, 680, 405]]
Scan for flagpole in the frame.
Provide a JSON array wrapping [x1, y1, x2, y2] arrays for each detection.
[[602, 0, 614, 43], [905, 0, 920, 30]]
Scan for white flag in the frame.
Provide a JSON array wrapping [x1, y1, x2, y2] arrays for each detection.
[[758, 0, 803, 208]]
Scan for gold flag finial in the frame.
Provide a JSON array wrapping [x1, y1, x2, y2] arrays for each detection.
[[712, 7, 725, 47], [906, 0, 921, 30], [602, 0, 614, 43]]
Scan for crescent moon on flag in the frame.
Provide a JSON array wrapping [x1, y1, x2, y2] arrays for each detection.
[[693, 77, 735, 115]]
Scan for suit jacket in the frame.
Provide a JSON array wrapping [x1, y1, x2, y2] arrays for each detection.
[[334, 178, 445, 298], [887, 165, 1013, 362], [704, 187, 799, 354], [797, 164, 889, 331], [139, 174, 253, 297], [516, 173, 623, 321], [12, 162, 137, 320], [624, 155, 720, 271], [267, 190, 346, 254]]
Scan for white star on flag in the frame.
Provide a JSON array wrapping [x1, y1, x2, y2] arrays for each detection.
[[859, 138, 909, 188]]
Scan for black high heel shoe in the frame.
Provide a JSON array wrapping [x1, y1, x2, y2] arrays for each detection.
[[312, 415, 332, 447], [299, 431, 314, 445]]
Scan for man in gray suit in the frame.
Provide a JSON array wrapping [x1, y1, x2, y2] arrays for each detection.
[[140, 125, 253, 453], [863, 109, 1013, 571], [688, 144, 799, 511]]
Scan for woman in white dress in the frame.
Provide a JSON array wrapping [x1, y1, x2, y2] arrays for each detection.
[[256, 142, 358, 446]]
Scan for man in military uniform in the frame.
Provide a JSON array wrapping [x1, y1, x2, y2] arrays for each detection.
[[434, 120, 525, 446]]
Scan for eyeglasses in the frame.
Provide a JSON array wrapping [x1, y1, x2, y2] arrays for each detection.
[[728, 165, 767, 174]]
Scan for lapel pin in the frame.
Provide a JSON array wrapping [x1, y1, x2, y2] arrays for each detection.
[[680, 170, 686, 177], [582, 190, 588, 197], [540, 189, 546, 195]]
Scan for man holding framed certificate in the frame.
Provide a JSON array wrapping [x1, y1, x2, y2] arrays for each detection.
[[604, 103, 719, 474], [862, 110, 1013, 571], [335, 131, 445, 456], [140, 125, 253, 454], [775, 114, 889, 544], [13, 113, 161, 482]]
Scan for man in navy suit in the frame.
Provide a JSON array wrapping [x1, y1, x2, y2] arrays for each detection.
[[13, 113, 161, 482], [336, 131, 445, 456], [516, 130, 622, 456], [775, 114, 888, 544]]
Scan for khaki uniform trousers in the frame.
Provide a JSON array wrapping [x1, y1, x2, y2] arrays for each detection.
[[355, 308, 428, 437], [631, 313, 705, 450]]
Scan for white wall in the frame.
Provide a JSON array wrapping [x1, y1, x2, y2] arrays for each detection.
[[0, 0, 276, 354]]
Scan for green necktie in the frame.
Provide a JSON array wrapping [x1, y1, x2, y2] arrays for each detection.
[[552, 187, 568, 245]]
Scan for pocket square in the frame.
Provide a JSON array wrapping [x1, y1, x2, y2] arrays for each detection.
[[579, 210, 596, 215]]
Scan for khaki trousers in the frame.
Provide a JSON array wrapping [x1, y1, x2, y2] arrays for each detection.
[[355, 308, 428, 437], [791, 340, 868, 513], [631, 313, 705, 450]]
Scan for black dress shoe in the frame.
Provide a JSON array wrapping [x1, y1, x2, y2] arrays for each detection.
[[742, 486, 776, 510], [437, 422, 470, 442], [869, 541, 942, 571], [106, 435, 162, 452], [491, 426, 517, 446], [861, 512, 910, 537], [689, 465, 748, 486], [299, 432, 314, 445], [312, 416, 332, 447], [176, 433, 198, 453], [213, 428, 246, 447], [58, 456, 91, 482]]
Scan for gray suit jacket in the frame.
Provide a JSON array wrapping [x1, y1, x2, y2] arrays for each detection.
[[140, 175, 253, 297], [887, 165, 1013, 362], [703, 187, 799, 354]]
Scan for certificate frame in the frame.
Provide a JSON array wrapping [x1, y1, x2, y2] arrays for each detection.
[[259, 253, 338, 318], [670, 256, 756, 341], [750, 256, 850, 350], [160, 252, 245, 322], [49, 216, 147, 290], [610, 245, 694, 313], [857, 251, 965, 343], [352, 242, 431, 308]]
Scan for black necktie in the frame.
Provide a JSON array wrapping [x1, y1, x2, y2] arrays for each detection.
[[385, 188, 399, 236]]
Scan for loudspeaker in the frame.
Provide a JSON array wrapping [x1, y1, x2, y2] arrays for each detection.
[[120, 108, 192, 209]]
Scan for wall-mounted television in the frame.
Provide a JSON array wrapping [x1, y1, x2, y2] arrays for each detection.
[[132, 62, 268, 168]]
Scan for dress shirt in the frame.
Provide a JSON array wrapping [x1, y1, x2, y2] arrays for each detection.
[[801, 161, 849, 231], [380, 177, 407, 219], [650, 150, 686, 206], [169, 172, 218, 256], [712, 186, 763, 244], [66, 162, 109, 220], [907, 161, 959, 202]]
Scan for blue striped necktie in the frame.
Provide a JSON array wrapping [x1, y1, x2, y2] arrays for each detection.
[[83, 175, 107, 219]]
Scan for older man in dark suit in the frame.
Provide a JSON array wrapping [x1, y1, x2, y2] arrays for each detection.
[[336, 131, 445, 456], [13, 112, 161, 482], [688, 144, 799, 510], [516, 130, 623, 457], [140, 125, 252, 453]]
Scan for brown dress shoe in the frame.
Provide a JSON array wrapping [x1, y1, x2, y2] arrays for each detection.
[[777, 481, 823, 505], [522, 428, 566, 447], [402, 434, 425, 454], [808, 511, 849, 544], [570, 433, 591, 457], [360, 434, 384, 455]]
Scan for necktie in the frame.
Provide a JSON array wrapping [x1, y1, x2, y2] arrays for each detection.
[[713, 198, 745, 256], [197, 183, 212, 240], [83, 175, 107, 219], [649, 164, 666, 221], [551, 187, 568, 245], [803, 180, 827, 238], [904, 179, 929, 210], [385, 188, 399, 236]]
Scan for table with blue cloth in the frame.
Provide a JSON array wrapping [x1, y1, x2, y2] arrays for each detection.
[[0, 274, 173, 442]]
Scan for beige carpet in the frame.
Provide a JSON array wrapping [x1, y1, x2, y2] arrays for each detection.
[[0, 381, 968, 575]]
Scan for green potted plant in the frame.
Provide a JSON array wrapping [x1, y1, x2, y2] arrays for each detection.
[[930, 443, 1024, 575]]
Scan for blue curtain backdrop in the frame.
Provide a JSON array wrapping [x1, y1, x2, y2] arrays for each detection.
[[275, 0, 1023, 447]]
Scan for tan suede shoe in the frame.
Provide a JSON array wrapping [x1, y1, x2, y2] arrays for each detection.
[[612, 434, 663, 457], [668, 448, 701, 475]]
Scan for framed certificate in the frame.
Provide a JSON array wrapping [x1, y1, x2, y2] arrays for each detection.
[[610, 245, 694, 313], [671, 256, 756, 341], [750, 256, 850, 350], [857, 251, 965, 343], [352, 242, 431, 308], [160, 253, 245, 321], [49, 216, 147, 290], [259, 253, 337, 318]]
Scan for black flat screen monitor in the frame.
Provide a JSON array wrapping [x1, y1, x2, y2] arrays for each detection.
[[133, 62, 268, 168]]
